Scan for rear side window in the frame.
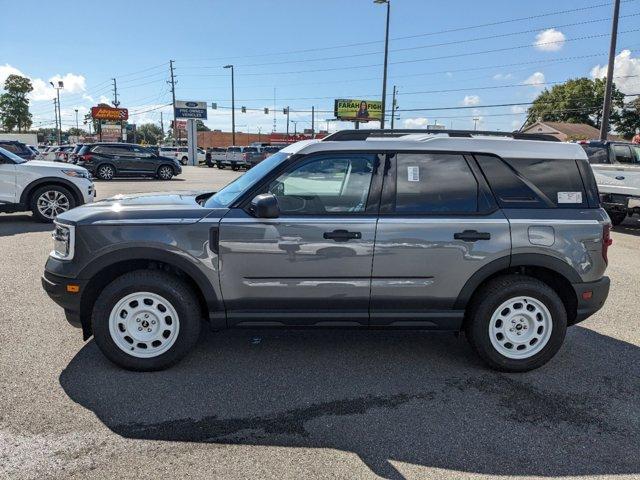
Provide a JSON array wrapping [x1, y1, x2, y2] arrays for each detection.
[[581, 145, 610, 164], [477, 155, 588, 208], [395, 153, 479, 213], [613, 145, 635, 164]]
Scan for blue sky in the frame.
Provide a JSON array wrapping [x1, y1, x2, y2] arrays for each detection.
[[1, 0, 639, 134]]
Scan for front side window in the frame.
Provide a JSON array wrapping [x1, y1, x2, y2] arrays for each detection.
[[267, 154, 375, 214], [394, 153, 478, 213]]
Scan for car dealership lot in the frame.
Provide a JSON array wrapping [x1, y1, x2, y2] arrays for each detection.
[[1, 166, 639, 480]]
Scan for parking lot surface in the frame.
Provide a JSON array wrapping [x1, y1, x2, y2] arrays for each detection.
[[1, 166, 639, 480]]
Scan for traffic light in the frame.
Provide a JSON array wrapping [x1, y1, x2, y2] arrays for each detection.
[[211, 102, 217, 109], [283, 107, 289, 115], [264, 107, 269, 115], [241, 106, 246, 113]]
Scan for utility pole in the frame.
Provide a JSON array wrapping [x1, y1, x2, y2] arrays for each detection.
[[112, 78, 123, 142], [285, 106, 290, 137], [50, 81, 63, 144], [224, 65, 236, 145], [169, 60, 178, 145], [160, 111, 164, 142], [390, 85, 398, 130], [473, 117, 480, 131], [311, 106, 315, 137], [600, 0, 621, 141], [291, 120, 298, 135], [375, 0, 391, 129], [74, 108, 79, 136]]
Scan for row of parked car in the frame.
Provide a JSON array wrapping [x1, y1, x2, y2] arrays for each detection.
[[205, 145, 283, 170]]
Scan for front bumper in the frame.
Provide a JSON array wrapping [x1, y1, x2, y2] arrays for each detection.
[[41, 270, 86, 331], [571, 276, 610, 325]]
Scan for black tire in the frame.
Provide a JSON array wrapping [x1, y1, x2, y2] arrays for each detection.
[[465, 274, 567, 372], [92, 270, 202, 371], [231, 165, 239, 171], [30, 184, 77, 223], [157, 165, 174, 180], [96, 164, 115, 181], [217, 163, 225, 169], [609, 211, 626, 226]]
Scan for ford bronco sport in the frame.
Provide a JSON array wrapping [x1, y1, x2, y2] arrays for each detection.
[[42, 130, 611, 372]]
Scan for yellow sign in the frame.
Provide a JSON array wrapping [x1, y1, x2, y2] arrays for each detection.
[[334, 99, 382, 122]]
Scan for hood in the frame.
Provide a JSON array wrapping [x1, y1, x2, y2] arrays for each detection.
[[22, 160, 88, 172], [57, 190, 225, 225]]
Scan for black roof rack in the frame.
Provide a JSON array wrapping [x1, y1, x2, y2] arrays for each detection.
[[322, 129, 560, 142]]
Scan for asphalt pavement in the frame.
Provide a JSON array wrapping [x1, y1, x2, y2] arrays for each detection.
[[1, 166, 639, 480]]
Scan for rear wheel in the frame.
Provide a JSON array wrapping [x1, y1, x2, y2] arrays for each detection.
[[465, 275, 567, 372], [96, 164, 115, 180], [157, 165, 174, 180], [30, 185, 76, 222], [609, 211, 627, 226], [92, 270, 201, 371], [216, 163, 225, 169]]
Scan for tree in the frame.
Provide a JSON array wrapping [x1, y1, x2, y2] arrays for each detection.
[[526, 77, 624, 129], [0, 74, 33, 132], [614, 97, 640, 139], [196, 119, 210, 131], [68, 127, 88, 137], [137, 123, 164, 144]]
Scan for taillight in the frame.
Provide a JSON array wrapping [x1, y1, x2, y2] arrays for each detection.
[[80, 154, 93, 162], [602, 224, 613, 264]]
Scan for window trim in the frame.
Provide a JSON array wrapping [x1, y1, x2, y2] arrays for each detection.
[[235, 151, 382, 217], [379, 150, 497, 217]]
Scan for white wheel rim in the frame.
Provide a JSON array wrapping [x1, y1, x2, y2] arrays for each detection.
[[108, 292, 180, 358], [489, 296, 553, 359], [99, 166, 113, 179], [37, 190, 70, 219]]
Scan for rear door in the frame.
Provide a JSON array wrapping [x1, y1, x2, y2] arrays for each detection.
[[370, 152, 511, 327]]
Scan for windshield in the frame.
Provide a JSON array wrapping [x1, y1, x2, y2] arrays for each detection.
[[204, 151, 290, 208], [0, 146, 27, 164]]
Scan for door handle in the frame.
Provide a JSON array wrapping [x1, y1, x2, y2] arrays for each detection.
[[323, 229, 362, 242], [615, 175, 625, 180], [454, 230, 491, 242]]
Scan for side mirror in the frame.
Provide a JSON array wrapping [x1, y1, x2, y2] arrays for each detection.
[[251, 193, 279, 218]]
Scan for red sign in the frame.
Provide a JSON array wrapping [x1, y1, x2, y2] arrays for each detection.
[[91, 106, 129, 121], [268, 133, 327, 144]]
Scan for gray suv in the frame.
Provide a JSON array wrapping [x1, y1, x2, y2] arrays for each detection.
[[42, 130, 611, 372]]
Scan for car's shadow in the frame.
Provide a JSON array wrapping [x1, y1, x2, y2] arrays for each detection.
[[614, 216, 640, 236], [0, 215, 52, 236], [60, 327, 640, 479], [94, 177, 186, 183]]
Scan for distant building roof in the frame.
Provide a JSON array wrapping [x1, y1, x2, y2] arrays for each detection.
[[522, 121, 619, 141]]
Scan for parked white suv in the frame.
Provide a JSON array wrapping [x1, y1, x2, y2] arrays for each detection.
[[0, 146, 95, 222]]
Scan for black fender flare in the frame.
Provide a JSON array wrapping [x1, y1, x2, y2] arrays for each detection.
[[454, 253, 581, 309], [78, 246, 223, 316], [20, 177, 84, 207]]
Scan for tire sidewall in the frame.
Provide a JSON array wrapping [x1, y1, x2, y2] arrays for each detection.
[[92, 272, 200, 371], [469, 281, 567, 372], [30, 185, 76, 222], [158, 165, 173, 180], [97, 164, 115, 180]]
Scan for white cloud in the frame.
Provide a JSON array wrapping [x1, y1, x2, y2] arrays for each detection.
[[0, 64, 88, 102], [0, 64, 24, 85], [49, 73, 87, 94], [523, 71, 546, 88], [591, 49, 640, 94], [493, 73, 513, 81], [403, 117, 430, 128], [511, 105, 527, 114], [533, 28, 566, 52], [462, 95, 481, 106]]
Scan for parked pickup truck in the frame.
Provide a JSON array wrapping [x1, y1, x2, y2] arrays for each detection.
[[207, 148, 227, 168], [579, 140, 640, 225]]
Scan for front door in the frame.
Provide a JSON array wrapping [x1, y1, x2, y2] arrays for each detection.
[[218, 152, 381, 326], [370, 152, 511, 327], [594, 144, 640, 197]]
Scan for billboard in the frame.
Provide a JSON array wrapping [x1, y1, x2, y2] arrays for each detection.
[[334, 99, 382, 122], [91, 106, 128, 121], [175, 100, 207, 120]]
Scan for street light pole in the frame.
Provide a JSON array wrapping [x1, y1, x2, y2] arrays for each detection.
[[74, 109, 79, 134], [599, 0, 621, 141], [375, 0, 390, 129], [224, 65, 236, 145]]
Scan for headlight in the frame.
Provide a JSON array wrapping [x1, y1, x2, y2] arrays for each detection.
[[62, 169, 89, 179], [51, 223, 75, 260]]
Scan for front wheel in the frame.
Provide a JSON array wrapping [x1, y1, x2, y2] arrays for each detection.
[[157, 165, 174, 180], [609, 211, 627, 226], [31, 185, 76, 222], [465, 275, 567, 372], [92, 270, 201, 371]]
